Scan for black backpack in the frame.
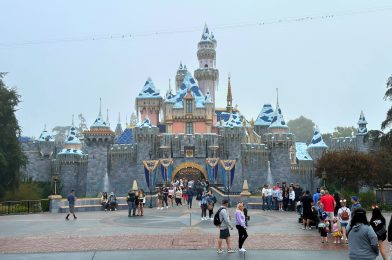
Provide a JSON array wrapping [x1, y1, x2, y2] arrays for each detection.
[[213, 208, 224, 226]]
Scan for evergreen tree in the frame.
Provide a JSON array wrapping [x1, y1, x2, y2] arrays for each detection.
[[0, 73, 26, 199], [287, 116, 315, 143]]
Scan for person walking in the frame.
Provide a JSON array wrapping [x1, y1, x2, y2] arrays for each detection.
[[288, 187, 296, 211], [162, 185, 169, 209], [137, 189, 145, 216], [200, 192, 208, 220], [65, 189, 77, 220], [300, 190, 313, 230], [235, 202, 248, 252], [347, 208, 379, 260], [216, 199, 235, 254], [186, 185, 194, 209], [370, 207, 387, 260], [266, 185, 273, 210], [207, 191, 217, 220], [337, 199, 351, 244]]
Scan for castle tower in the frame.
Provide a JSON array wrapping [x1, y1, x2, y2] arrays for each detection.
[[357, 110, 368, 135], [356, 111, 369, 153], [307, 126, 328, 162], [36, 125, 55, 158], [57, 123, 88, 196], [175, 63, 187, 91], [254, 104, 274, 138], [83, 99, 115, 196], [194, 24, 219, 102], [135, 77, 162, 126], [226, 75, 233, 113], [114, 112, 123, 139]]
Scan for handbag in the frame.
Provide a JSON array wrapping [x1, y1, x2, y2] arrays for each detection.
[[207, 204, 213, 210], [376, 225, 387, 237]]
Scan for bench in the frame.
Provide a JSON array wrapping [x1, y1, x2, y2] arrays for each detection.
[[59, 203, 128, 213], [247, 202, 263, 209]]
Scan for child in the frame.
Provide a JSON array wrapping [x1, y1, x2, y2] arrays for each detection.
[[331, 217, 342, 244], [318, 219, 329, 243], [157, 190, 163, 210]]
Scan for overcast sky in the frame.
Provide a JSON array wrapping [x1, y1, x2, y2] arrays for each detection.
[[1, 0, 392, 137]]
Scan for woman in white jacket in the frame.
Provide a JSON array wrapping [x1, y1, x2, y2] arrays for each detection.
[[289, 187, 296, 211]]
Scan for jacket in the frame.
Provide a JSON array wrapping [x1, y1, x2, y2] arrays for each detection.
[[219, 207, 233, 230], [347, 223, 379, 260]]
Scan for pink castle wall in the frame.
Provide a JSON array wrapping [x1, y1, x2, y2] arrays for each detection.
[[140, 110, 159, 126]]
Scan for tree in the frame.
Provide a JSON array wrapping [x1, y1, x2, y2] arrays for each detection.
[[0, 73, 26, 199], [381, 75, 392, 130], [315, 150, 373, 192], [52, 126, 69, 143], [322, 126, 357, 145], [287, 116, 315, 143], [370, 149, 392, 204]]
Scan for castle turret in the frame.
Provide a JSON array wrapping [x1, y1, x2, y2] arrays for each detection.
[[175, 63, 187, 91], [307, 126, 328, 162], [254, 104, 274, 138], [57, 123, 88, 196], [194, 24, 219, 102], [114, 112, 123, 139], [357, 110, 368, 135], [83, 99, 115, 196], [135, 77, 162, 127], [36, 126, 55, 158]]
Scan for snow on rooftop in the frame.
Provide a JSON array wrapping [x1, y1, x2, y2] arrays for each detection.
[[137, 118, 154, 128], [136, 77, 161, 99], [172, 71, 206, 108], [221, 112, 243, 128], [64, 126, 82, 145], [36, 129, 54, 142], [296, 142, 313, 161], [308, 126, 328, 148], [58, 148, 85, 156], [254, 104, 274, 126], [357, 111, 368, 125], [268, 104, 288, 129], [91, 112, 109, 129], [200, 24, 216, 43]]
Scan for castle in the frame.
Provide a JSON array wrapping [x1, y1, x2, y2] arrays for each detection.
[[20, 25, 370, 197]]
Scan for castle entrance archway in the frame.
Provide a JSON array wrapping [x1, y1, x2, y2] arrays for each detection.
[[172, 162, 207, 182]]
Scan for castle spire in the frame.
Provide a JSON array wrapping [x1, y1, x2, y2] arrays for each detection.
[[118, 112, 121, 124], [99, 98, 102, 116], [226, 74, 233, 113], [276, 88, 279, 106], [71, 114, 74, 126], [106, 108, 109, 126]]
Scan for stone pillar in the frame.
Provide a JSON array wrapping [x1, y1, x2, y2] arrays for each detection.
[[240, 180, 251, 206], [48, 194, 63, 213]]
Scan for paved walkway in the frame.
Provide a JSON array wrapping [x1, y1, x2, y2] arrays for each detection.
[[0, 205, 388, 258]]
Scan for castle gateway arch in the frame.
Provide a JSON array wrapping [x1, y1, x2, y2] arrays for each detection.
[[172, 161, 207, 181]]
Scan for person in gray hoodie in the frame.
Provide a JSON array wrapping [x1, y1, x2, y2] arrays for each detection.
[[217, 199, 235, 254], [347, 208, 379, 260]]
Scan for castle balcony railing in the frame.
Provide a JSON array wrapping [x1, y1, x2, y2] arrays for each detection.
[[0, 200, 49, 215]]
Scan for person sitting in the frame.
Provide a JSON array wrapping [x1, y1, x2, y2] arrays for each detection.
[[100, 192, 109, 211], [108, 192, 117, 211]]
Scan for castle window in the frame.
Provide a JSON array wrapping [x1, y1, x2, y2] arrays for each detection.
[[186, 100, 193, 113], [186, 122, 193, 134]]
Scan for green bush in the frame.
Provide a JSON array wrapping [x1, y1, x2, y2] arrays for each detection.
[[3, 181, 51, 201], [359, 192, 376, 210]]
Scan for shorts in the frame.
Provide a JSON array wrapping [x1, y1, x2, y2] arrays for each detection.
[[69, 205, 75, 214], [219, 228, 230, 239], [326, 212, 334, 221], [341, 222, 348, 228]]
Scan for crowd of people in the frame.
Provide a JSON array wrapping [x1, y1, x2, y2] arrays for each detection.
[[298, 187, 392, 260], [261, 182, 303, 212]]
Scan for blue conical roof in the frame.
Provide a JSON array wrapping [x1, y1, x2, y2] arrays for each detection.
[[137, 77, 161, 99], [172, 72, 206, 108], [308, 126, 328, 148], [255, 104, 274, 126], [268, 104, 288, 129]]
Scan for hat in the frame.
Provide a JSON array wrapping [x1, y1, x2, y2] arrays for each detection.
[[222, 199, 229, 205], [351, 196, 358, 202]]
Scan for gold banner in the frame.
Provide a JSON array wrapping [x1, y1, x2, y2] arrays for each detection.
[[142, 160, 159, 173], [220, 159, 236, 171]]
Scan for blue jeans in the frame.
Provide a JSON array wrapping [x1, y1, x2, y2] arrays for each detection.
[[188, 195, 193, 208], [262, 197, 267, 210], [267, 196, 272, 210], [273, 197, 278, 210], [128, 201, 136, 216]]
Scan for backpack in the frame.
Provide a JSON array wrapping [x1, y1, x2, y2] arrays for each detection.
[[213, 208, 224, 226], [341, 209, 349, 221], [319, 210, 328, 221]]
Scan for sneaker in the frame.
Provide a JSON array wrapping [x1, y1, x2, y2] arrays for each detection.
[[216, 249, 224, 254], [239, 248, 246, 252], [74, 216, 77, 220], [201, 217, 204, 220], [227, 249, 236, 253], [166, 206, 169, 209], [302, 227, 306, 230], [307, 227, 311, 230], [65, 217, 69, 221]]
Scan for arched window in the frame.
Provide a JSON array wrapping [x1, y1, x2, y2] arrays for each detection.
[[186, 122, 193, 134], [186, 100, 193, 113]]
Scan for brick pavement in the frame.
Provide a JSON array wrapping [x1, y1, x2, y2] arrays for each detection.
[[0, 208, 389, 254]]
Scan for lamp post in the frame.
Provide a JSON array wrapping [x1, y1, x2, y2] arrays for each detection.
[[321, 169, 327, 189], [52, 175, 59, 195], [148, 150, 153, 208], [225, 151, 230, 208]]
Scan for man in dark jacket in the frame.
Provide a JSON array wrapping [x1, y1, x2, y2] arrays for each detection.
[[126, 190, 137, 217]]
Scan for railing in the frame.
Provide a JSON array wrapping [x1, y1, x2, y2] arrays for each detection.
[[0, 200, 49, 215]]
